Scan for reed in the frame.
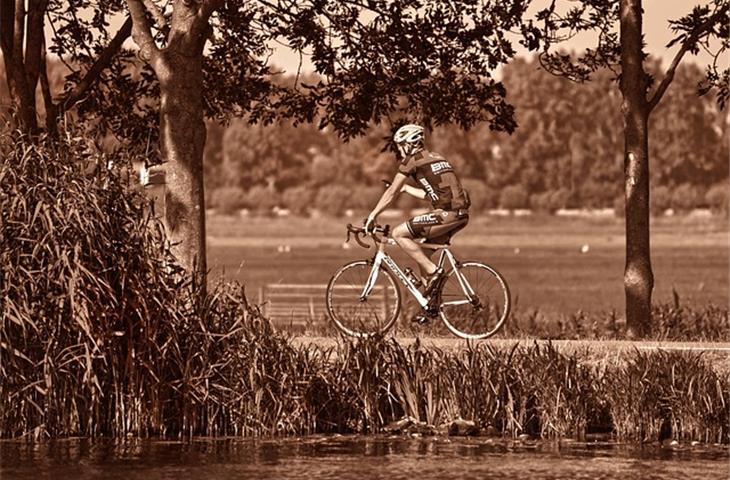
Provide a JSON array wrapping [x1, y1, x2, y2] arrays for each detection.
[[499, 301, 729, 341], [602, 349, 729, 443]]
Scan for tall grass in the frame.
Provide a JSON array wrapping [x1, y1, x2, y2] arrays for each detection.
[[1, 132, 727, 443], [603, 350, 729, 443], [498, 301, 729, 341], [1, 130, 190, 437], [365, 294, 728, 342]]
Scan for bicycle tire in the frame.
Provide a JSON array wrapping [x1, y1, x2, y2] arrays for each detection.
[[325, 260, 401, 338], [438, 261, 510, 340]]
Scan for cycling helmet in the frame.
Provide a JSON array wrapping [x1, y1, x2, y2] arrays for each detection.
[[393, 124, 424, 158], [394, 124, 424, 144]]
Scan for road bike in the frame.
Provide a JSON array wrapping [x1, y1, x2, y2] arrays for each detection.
[[325, 223, 510, 340]]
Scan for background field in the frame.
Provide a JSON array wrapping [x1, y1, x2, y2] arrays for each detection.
[[207, 213, 728, 317]]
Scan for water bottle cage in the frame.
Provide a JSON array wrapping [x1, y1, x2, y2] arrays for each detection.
[[404, 268, 422, 288]]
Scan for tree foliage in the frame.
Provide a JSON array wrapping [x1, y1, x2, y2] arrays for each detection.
[[535, 0, 729, 110], [1, 0, 548, 149]]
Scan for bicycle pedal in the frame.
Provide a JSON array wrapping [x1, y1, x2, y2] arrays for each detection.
[[410, 314, 430, 325]]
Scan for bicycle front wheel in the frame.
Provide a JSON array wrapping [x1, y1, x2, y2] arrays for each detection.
[[325, 260, 401, 338], [439, 261, 510, 340]]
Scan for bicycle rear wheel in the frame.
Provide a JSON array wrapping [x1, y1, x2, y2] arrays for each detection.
[[325, 260, 401, 338], [438, 261, 510, 340]]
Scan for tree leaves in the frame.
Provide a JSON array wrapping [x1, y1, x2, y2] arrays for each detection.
[[37, 0, 545, 143], [536, 0, 729, 109]]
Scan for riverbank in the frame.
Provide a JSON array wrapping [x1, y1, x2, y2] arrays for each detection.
[[5, 297, 728, 443]]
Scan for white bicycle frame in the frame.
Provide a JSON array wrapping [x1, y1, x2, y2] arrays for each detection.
[[359, 239, 477, 309]]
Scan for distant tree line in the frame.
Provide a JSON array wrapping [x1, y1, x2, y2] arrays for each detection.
[[201, 57, 728, 216], [1, 55, 726, 218]]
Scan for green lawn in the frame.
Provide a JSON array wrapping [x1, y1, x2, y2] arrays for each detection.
[[206, 213, 728, 316]]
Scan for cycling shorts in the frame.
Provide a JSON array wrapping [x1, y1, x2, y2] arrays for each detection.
[[406, 209, 469, 244]]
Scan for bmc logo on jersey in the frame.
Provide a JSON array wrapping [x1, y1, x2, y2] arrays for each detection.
[[431, 161, 453, 174], [413, 213, 437, 223]]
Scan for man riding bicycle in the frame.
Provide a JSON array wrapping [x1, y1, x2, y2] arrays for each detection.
[[365, 124, 470, 300]]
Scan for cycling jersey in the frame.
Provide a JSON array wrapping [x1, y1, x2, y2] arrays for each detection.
[[398, 150, 470, 211]]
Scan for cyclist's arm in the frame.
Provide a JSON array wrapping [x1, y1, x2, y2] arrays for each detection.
[[368, 173, 408, 220], [401, 184, 426, 199]]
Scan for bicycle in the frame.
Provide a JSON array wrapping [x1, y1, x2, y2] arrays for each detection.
[[325, 223, 510, 340]]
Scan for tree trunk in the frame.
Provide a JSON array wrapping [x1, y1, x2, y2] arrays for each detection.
[[156, 48, 208, 290], [126, 0, 214, 294], [0, 0, 38, 133], [620, 0, 654, 338]]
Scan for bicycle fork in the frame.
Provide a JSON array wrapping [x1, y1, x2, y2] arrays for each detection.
[[359, 252, 384, 301]]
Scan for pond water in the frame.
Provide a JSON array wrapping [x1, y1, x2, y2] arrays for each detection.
[[1, 436, 728, 480]]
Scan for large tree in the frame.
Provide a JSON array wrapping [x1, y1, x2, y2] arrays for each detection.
[[536, 0, 729, 337], [120, 0, 542, 285]]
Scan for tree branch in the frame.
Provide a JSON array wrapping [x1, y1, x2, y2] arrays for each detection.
[[255, 0, 296, 20], [199, 0, 224, 19], [44, 9, 78, 74], [57, 16, 133, 111], [648, 5, 729, 112], [142, 0, 167, 29], [2, 0, 38, 131], [0, 0, 15, 67], [126, 0, 160, 62]]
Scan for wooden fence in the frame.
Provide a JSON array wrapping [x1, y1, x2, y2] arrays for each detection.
[[259, 284, 329, 329], [258, 283, 393, 330]]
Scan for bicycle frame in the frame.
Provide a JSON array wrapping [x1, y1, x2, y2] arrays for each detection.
[[359, 237, 475, 309]]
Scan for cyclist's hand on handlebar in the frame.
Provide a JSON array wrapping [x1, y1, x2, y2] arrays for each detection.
[[364, 216, 376, 235]]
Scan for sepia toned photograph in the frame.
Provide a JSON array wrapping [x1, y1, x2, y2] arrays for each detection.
[[1, 1, 728, 478]]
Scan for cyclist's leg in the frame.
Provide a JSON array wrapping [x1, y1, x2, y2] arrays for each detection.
[[392, 222, 438, 276], [424, 211, 469, 245]]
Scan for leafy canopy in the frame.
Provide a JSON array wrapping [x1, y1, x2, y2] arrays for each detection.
[[534, 0, 729, 109], [43, 1, 543, 148]]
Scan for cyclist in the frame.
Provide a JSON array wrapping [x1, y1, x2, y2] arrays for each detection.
[[365, 124, 470, 313]]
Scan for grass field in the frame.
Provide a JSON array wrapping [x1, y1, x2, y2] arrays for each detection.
[[207, 213, 728, 317]]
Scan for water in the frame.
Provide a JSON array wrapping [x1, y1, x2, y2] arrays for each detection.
[[2, 436, 728, 480]]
